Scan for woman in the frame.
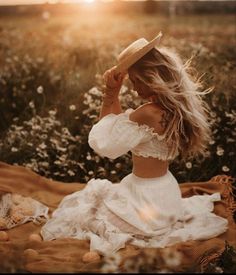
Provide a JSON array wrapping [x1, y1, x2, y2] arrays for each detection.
[[41, 34, 228, 256]]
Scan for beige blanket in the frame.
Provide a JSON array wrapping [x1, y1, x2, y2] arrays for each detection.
[[0, 161, 235, 273]]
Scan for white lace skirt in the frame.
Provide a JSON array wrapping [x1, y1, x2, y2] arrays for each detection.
[[41, 171, 228, 255]]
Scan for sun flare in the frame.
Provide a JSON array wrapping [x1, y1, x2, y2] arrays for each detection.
[[73, 0, 95, 3]]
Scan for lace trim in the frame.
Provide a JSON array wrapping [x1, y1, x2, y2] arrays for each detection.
[[124, 108, 166, 141], [131, 150, 177, 161], [122, 109, 178, 160]]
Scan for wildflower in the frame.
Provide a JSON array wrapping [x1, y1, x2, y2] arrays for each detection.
[[36, 57, 44, 63], [37, 152, 49, 158], [62, 128, 71, 135], [32, 125, 41, 130], [54, 172, 60, 176], [185, 162, 192, 169], [41, 134, 48, 140], [88, 87, 102, 96], [11, 147, 18, 152], [162, 247, 182, 268], [29, 101, 35, 109], [20, 130, 28, 137], [25, 163, 33, 169], [48, 109, 57, 116], [86, 154, 92, 160], [214, 266, 224, 273], [226, 137, 234, 143], [95, 156, 100, 163], [50, 138, 59, 145], [13, 55, 19, 62], [225, 111, 234, 119], [210, 111, 217, 118], [37, 86, 44, 94], [216, 146, 224, 156], [68, 170, 75, 176], [222, 166, 230, 172], [69, 105, 76, 111], [56, 146, 67, 152], [40, 162, 49, 168], [59, 154, 67, 161], [38, 143, 47, 150], [115, 163, 122, 169], [101, 253, 121, 273], [209, 52, 216, 58], [6, 57, 11, 63]]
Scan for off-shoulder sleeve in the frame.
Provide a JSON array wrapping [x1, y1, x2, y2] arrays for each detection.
[[88, 109, 150, 159]]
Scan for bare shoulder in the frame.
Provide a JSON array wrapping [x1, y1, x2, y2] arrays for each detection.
[[129, 103, 169, 134]]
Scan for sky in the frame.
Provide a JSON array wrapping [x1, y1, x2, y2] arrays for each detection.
[[0, 0, 233, 5]]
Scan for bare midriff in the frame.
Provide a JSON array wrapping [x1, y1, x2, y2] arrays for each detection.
[[132, 154, 169, 178]]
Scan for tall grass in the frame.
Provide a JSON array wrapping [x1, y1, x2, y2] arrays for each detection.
[[0, 12, 235, 183], [0, 11, 235, 274]]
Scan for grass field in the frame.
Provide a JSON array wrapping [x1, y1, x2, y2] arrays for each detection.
[[0, 11, 235, 184], [0, 9, 236, 273]]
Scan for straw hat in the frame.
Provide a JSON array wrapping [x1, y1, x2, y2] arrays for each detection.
[[115, 31, 163, 74]]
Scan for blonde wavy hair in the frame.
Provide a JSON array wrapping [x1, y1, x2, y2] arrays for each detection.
[[129, 47, 212, 160]]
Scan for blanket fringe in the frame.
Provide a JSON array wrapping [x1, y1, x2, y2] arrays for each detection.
[[199, 248, 225, 272], [198, 175, 236, 272], [210, 175, 236, 218]]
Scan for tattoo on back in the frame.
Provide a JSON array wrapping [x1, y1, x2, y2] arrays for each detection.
[[159, 111, 170, 130]]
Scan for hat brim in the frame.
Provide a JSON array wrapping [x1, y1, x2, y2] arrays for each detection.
[[115, 31, 163, 74]]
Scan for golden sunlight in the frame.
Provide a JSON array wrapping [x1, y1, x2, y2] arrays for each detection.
[[138, 205, 158, 222], [67, 0, 95, 4], [83, 0, 95, 3], [0, 0, 97, 5]]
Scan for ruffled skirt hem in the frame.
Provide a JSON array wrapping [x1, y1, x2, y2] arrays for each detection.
[[41, 172, 228, 255]]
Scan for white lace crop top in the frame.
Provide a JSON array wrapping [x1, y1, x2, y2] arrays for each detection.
[[88, 108, 178, 161]]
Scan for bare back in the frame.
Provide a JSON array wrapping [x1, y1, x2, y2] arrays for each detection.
[[129, 102, 170, 178]]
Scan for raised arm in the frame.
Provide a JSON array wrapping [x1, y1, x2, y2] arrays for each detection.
[[99, 67, 126, 120]]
